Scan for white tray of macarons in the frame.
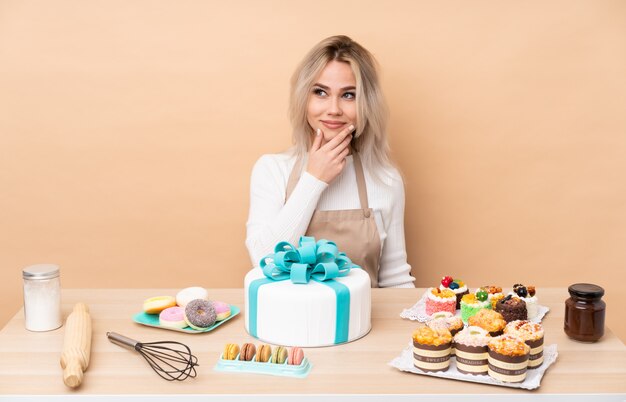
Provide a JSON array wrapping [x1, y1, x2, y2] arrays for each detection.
[[133, 286, 240, 333]]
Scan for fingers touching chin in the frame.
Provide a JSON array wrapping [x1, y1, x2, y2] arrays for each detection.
[[322, 129, 342, 140]]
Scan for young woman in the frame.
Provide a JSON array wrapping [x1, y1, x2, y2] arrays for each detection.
[[245, 35, 414, 288]]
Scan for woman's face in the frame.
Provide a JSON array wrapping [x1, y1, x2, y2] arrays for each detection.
[[307, 60, 357, 142]]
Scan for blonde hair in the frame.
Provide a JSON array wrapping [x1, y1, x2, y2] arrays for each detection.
[[289, 35, 394, 176]]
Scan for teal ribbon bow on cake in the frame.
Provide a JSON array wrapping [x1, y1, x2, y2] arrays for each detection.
[[248, 236, 360, 344], [259, 236, 359, 284]]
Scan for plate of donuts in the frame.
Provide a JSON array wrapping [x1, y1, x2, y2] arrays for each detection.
[[133, 287, 240, 333], [132, 305, 239, 333]]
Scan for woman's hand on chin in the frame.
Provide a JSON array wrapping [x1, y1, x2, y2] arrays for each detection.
[[306, 125, 353, 184]]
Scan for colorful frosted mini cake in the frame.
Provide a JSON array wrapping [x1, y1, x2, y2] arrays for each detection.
[[487, 335, 530, 383], [453, 326, 491, 375], [412, 324, 453, 373], [504, 320, 545, 369], [481, 285, 505, 309], [510, 284, 539, 320], [439, 276, 469, 309], [460, 291, 491, 323], [468, 309, 507, 336], [424, 288, 457, 315], [495, 295, 528, 323]]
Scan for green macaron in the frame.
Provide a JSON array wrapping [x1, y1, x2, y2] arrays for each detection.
[[270, 346, 288, 364]]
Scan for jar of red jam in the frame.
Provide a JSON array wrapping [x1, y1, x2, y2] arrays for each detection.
[[564, 283, 605, 342]]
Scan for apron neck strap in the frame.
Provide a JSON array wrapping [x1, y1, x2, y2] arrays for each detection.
[[352, 151, 370, 212], [286, 151, 370, 213]]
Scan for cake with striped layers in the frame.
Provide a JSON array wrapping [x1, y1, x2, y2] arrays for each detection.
[[487, 335, 530, 383], [453, 326, 491, 375], [412, 324, 453, 373], [504, 320, 545, 369]]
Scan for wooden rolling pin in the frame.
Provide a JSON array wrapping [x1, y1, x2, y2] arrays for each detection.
[[60, 303, 92, 388]]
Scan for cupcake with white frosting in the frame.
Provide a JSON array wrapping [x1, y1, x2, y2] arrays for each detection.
[[427, 311, 464, 337], [454, 326, 491, 375], [510, 284, 539, 320], [427, 311, 464, 356]]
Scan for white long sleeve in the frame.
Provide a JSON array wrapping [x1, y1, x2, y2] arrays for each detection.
[[245, 151, 415, 288]]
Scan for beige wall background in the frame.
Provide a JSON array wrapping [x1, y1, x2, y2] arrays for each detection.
[[1, 0, 625, 341]]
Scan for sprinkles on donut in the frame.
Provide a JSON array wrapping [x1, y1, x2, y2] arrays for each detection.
[[184, 299, 217, 330]]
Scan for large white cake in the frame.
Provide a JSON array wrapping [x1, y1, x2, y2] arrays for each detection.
[[244, 267, 371, 347]]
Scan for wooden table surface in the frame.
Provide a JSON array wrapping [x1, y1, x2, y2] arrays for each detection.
[[0, 288, 625, 400]]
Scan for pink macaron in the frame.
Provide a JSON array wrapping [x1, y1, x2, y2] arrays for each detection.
[[159, 306, 187, 329], [288, 347, 304, 365], [212, 301, 231, 321]]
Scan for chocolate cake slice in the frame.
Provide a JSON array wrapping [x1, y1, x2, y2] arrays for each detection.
[[495, 295, 527, 322]]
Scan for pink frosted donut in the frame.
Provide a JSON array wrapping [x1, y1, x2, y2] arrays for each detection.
[[212, 301, 231, 321], [159, 306, 187, 329]]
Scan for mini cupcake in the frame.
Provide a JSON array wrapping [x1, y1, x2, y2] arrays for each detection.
[[412, 324, 453, 372], [490, 293, 505, 310], [510, 284, 539, 320], [482, 285, 505, 309], [487, 335, 530, 383], [468, 309, 507, 336], [460, 291, 491, 324], [427, 311, 464, 337], [495, 295, 528, 323], [454, 326, 491, 375], [427, 311, 464, 356], [424, 287, 457, 316], [504, 320, 545, 369], [440, 276, 469, 309]]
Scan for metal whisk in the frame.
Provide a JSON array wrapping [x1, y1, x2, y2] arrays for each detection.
[[107, 332, 199, 381]]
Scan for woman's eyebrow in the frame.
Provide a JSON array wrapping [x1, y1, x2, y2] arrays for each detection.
[[313, 83, 356, 91]]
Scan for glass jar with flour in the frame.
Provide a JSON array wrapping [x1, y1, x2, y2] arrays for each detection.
[[22, 264, 62, 331]]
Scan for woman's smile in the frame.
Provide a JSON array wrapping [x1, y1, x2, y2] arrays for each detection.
[[320, 120, 348, 130]]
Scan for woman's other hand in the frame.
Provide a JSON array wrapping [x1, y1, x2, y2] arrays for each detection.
[[306, 125, 353, 184]]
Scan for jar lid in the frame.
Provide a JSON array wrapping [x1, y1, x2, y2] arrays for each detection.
[[23, 264, 60, 280], [568, 283, 604, 299]]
